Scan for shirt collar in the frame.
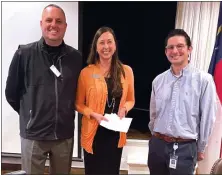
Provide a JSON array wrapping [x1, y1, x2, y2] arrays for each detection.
[[39, 37, 66, 55], [170, 63, 191, 78]]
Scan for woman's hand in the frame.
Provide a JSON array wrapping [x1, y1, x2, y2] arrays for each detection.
[[118, 107, 127, 119], [90, 112, 108, 124]]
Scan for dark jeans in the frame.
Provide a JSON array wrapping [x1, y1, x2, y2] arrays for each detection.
[[21, 137, 74, 174], [148, 135, 197, 175]]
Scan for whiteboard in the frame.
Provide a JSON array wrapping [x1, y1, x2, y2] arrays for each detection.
[[2, 2, 79, 158]]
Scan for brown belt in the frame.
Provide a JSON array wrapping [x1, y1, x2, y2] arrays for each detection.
[[154, 132, 195, 143]]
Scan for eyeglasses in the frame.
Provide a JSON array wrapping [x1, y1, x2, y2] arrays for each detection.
[[165, 44, 187, 51]]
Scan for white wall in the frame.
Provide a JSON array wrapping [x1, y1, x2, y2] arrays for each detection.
[[2, 2, 79, 157]]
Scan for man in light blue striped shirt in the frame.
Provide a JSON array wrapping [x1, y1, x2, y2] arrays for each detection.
[[148, 29, 217, 175]]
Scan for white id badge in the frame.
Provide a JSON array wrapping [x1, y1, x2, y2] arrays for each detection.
[[50, 65, 61, 77], [169, 155, 178, 169]]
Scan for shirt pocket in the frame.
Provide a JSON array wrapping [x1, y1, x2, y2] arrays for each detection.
[[182, 84, 200, 118]]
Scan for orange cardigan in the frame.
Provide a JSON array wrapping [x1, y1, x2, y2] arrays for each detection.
[[75, 64, 135, 154]]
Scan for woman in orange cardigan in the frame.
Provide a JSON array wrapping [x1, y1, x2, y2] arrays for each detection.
[[75, 26, 135, 175]]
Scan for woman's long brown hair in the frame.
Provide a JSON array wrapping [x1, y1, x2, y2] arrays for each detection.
[[87, 27, 125, 97]]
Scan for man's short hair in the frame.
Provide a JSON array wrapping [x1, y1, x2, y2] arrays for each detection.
[[165, 29, 192, 47]]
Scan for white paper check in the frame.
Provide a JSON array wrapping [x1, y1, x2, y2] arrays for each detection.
[[100, 113, 133, 133]]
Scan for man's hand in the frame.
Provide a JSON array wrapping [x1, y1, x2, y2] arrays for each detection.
[[197, 152, 204, 161]]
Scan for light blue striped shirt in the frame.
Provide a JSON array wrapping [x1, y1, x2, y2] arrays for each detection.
[[149, 64, 217, 153]]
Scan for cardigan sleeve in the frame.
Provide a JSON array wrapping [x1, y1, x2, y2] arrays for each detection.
[[75, 69, 93, 119], [123, 65, 135, 113]]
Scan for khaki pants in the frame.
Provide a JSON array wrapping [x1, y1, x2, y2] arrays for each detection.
[[21, 137, 74, 174]]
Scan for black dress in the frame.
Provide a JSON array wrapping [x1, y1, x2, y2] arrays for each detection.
[[84, 77, 123, 175]]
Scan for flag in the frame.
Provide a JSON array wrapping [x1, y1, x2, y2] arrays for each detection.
[[208, 2, 222, 158], [209, 2, 222, 104]]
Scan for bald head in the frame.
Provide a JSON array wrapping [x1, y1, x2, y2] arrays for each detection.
[[40, 4, 67, 46], [42, 4, 66, 22]]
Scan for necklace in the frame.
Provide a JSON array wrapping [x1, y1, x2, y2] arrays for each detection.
[[107, 97, 115, 113], [107, 97, 115, 108], [105, 77, 115, 113]]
